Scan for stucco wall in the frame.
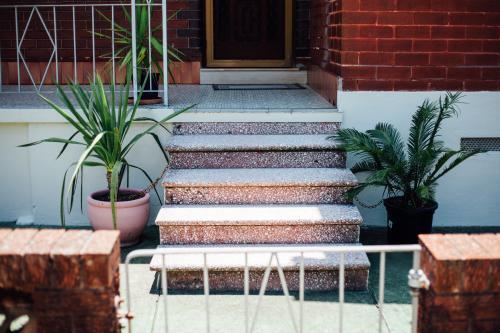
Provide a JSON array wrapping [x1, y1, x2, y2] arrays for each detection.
[[339, 90, 500, 227]]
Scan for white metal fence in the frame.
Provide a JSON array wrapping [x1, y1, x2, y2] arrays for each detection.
[[0, 1, 169, 105], [124, 244, 430, 333]]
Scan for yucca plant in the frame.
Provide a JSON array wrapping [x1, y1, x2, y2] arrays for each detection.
[[331, 92, 481, 209], [19, 72, 191, 228], [94, 0, 183, 85]]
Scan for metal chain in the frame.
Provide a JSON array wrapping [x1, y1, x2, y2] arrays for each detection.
[[142, 164, 169, 194], [354, 196, 384, 209]]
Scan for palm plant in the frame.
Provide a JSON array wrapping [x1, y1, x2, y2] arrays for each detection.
[[19, 73, 191, 227], [94, 0, 183, 83], [331, 92, 481, 209]]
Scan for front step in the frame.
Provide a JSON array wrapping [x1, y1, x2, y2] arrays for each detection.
[[156, 204, 362, 245], [173, 122, 340, 135], [167, 134, 345, 169], [163, 168, 357, 205], [150, 244, 370, 291], [200, 68, 307, 85]]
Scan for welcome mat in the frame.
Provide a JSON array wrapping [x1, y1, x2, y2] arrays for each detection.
[[213, 84, 305, 91]]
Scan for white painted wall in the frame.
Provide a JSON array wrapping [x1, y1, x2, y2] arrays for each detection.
[[338, 91, 500, 227], [0, 121, 171, 226]]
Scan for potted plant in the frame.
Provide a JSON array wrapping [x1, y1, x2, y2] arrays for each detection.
[[20, 73, 191, 246], [331, 92, 481, 244], [95, 0, 183, 101]]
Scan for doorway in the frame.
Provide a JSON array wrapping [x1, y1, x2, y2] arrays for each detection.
[[205, 0, 293, 67]]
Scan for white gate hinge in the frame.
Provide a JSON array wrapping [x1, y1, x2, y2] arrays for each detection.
[[408, 269, 430, 290]]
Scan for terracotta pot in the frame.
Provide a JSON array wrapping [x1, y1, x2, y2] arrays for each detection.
[[87, 188, 150, 247]]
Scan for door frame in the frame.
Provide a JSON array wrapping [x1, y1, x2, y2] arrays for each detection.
[[205, 0, 293, 68]]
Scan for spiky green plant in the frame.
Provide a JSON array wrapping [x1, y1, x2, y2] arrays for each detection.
[[19, 73, 192, 227], [330, 92, 481, 208], [94, 0, 183, 82]]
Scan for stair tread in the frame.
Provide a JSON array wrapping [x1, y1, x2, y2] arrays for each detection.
[[150, 244, 370, 271], [162, 168, 357, 187], [166, 134, 339, 152], [156, 204, 362, 225]]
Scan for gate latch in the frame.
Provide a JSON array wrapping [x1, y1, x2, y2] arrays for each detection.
[[408, 269, 430, 290]]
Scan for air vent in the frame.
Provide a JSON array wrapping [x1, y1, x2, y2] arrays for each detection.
[[461, 137, 500, 152]]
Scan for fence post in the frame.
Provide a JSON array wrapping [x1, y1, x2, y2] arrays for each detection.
[[162, 0, 168, 106], [131, 0, 138, 103]]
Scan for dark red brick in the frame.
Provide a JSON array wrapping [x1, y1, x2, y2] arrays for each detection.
[[447, 67, 482, 80], [359, 52, 394, 65], [465, 54, 499, 66], [377, 12, 414, 25], [413, 40, 447, 52], [357, 79, 394, 90], [378, 39, 412, 52], [377, 66, 411, 79], [430, 53, 465, 66], [396, 25, 431, 38], [412, 66, 446, 79], [396, 53, 430, 65]]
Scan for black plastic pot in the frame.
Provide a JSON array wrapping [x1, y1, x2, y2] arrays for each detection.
[[384, 197, 438, 244], [140, 70, 160, 100]]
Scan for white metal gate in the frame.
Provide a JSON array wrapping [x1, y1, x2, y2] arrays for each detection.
[[124, 244, 430, 333]]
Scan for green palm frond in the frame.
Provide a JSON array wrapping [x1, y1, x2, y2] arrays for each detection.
[[331, 92, 481, 208]]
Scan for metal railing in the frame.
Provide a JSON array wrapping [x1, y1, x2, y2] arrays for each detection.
[[0, 1, 169, 106], [124, 244, 429, 333]]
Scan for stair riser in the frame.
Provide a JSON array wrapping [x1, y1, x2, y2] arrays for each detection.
[[159, 225, 360, 245], [165, 269, 369, 292], [165, 186, 352, 205], [173, 122, 340, 135], [169, 151, 346, 169]]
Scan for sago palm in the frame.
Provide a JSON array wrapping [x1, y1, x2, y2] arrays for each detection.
[[330, 92, 481, 208]]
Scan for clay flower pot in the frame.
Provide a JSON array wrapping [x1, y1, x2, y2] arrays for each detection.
[[87, 188, 150, 247]]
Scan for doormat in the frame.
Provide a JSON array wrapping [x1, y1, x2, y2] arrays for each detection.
[[213, 84, 305, 91]]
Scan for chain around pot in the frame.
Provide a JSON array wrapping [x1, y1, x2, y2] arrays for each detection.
[[354, 196, 384, 209], [141, 164, 170, 194]]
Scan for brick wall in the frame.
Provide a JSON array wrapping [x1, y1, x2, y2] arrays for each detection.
[[0, 229, 121, 333], [310, 0, 500, 91], [418, 234, 500, 333]]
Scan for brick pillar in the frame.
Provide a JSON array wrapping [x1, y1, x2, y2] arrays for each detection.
[[0, 229, 120, 333], [418, 234, 500, 333]]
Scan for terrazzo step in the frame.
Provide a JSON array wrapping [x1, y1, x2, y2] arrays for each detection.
[[156, 204, 362, 245], [167, 135, 345, 169], [173, 122, 340, 135], [149, 244, 370, 291], [163, 168, 357, 205]]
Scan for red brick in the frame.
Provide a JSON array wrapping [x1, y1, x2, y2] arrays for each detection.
[[396, 53, 429, 65], [431, 0, 468, 11], [449, 13, 485, 25], [377, 12, 413, 25], [414, 12, 449, 25], [482, 68, 500, 80], [50, 230, 93, 288], [80, 231, 120, 289], [413, 40, 447, 52], [360, 0, 396, 10], [23, 229, 65, 290], [432, 26, 466, 39], [342, 38, 377, 51], [396, 25, 431, 38], [342, 79, 358, 90], [464, 80, 499, 91], [465, 54, 499, 66], [448, 40, 483, 53], [397, 0, 431, 11], [377, 39, 412, 52], [0, 229, 38, 289], [342, 12, 377, 24], [341, 0, 360, 11], [341, 65, 377, 79], [412, 66, 446, 79], [447, 67, 482, 80], [483, 40, 500, 53], [466, 0, 500, 12], [340, 25, 360, 38], [377, 66, 411, 79], [393, 80, 429, 90], [359, 52, 394, 65], [466, 27, 499, 40], [359, 25, 393, 38], [340, 51, 360, 65], [429, 80, 464, 90], [430, 53, 465, 66], [357, 80, 394, 90]]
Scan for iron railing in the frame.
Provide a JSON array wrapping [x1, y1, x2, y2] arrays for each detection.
[[0, 1, 169, 106], [125, 244, 429, 333]]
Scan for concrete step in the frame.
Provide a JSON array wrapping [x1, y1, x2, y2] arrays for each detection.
[[200, 68, 307, 85], [163, 168, 357, 205], [172, 122, 340, 135], [156, 204, 362, 245], [167, 135, 345, 169], [149, 244, 370, 291]]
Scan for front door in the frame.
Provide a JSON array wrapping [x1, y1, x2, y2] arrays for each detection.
[[205, 0, 292, 67]]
